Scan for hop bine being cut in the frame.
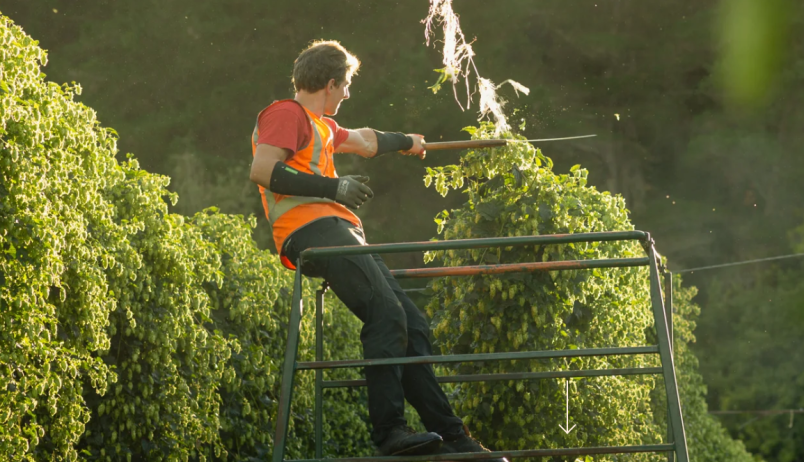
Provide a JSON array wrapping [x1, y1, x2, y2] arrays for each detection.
[[423, 0, 529, 135]]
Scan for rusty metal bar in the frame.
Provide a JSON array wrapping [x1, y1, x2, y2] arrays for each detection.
[[322, 367, 663, 388], [389, 257, 648, 279], [297, 345, 658, 370], [286, 444, 675, 462], [301, 231, 648, 260]]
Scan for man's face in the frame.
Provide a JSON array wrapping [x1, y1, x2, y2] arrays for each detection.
[[324, 78, 350, 116]]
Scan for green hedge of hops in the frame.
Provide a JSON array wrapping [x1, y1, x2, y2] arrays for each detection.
[[421, 123, 755, 460], [1, 15, 118, 459], [0, 15, 370, 461], [422, 123, 662, 459]]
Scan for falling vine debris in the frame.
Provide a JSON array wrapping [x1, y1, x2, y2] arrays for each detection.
[[423, 0, 529, 135]]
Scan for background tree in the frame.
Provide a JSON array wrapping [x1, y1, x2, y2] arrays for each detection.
[[692, 257, 804, 461]]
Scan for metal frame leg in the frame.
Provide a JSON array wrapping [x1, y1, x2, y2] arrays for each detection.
[[272, 266, 305, 462], [664, 271, 674, 350], [648, 245, 688, 462], [663, 270, 675, 462], [314, 283, 328, 459]]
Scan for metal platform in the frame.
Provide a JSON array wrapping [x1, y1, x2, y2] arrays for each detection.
[[272, 231, 688, 462]]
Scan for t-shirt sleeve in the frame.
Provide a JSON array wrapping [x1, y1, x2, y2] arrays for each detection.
[[256, 103, 311, 153], [323, 117, 350, 149]]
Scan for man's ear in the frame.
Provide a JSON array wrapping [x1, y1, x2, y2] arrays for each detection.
[[326, 78, 337, 93]]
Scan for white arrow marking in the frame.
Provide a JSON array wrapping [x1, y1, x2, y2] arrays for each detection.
[[558, 379, 577, 434]]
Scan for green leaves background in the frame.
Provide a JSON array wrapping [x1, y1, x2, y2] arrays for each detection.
[[0, 17, 369, 461]]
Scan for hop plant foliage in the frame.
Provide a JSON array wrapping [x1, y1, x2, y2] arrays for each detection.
[[0, 15, 370, 461], [424, 124, 663, 458], [423, 123, 756, 460]]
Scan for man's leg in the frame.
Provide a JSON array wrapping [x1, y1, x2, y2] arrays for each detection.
[[324, 255, 409, 444], [370, 254, 465, 438], [370, 255, 508, 462], [284, 218, 439, 450]]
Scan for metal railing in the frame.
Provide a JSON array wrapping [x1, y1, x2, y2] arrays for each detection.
[[272, 230, 688, 462]]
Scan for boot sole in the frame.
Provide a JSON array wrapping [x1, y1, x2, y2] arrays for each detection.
[[390, 438, 442, 456]]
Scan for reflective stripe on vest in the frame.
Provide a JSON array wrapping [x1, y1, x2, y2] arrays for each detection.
[[265, 194, 338, 224], [308, 125, 324, 175]]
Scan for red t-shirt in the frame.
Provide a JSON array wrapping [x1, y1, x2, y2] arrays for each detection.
[[256, 100, 349, 153]]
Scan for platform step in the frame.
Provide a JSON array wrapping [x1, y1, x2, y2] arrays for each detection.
[[286, 443, 675, 462], [296, 345, 659, 370], [322, 366, 664, 388]]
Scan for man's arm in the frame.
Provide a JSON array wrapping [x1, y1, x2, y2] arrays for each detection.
[[335, 129, 377, 157], [250, 143, 374, 209], [250, 143, 291, 188], [335, 130, 427, 159]]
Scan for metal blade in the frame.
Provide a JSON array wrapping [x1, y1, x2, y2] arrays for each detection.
[[511, 134, 597, 143]]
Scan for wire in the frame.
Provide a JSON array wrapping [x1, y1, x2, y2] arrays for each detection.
[[711, 409, 802, 429], [710, 409, 804, 415], [675, 252, 804, 274]]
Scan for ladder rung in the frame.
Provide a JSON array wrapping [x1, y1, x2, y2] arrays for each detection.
[[285, 443, 675, 462], [322, 366, 664, 388], [296, 346, 659, 370]]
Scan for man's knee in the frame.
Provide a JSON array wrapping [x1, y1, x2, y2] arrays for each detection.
[[405, 326, 434, 356], [403, 302, 430, 333]]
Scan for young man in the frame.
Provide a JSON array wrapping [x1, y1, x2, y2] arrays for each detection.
[[250, 40, 505, 461]]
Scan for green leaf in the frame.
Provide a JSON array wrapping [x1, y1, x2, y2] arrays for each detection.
[[428, 68, 450, 94], [476, 201, 503, 221]]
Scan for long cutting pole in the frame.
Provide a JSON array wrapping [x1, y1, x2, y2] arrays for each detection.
[[423, 134, 597, 151]]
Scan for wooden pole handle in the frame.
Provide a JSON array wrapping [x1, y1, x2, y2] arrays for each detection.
[[423, 139, 508, 151]]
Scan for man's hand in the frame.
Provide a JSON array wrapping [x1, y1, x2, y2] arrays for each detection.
[[335, 175, 374, 209], [401, 134, 426, 159]]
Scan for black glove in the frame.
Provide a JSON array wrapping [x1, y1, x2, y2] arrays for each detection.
[[335, 175, 374, 209]]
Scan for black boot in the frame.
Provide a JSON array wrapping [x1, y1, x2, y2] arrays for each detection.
[[376, 426, 443, 456], [438, 426, 508, 462]]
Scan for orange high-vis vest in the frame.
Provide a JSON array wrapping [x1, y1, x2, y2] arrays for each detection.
[[251, 100, 362, 269]]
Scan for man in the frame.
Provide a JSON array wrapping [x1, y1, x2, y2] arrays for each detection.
[[250, 40, 505, 461]]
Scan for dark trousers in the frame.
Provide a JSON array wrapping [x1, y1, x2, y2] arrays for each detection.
[[284, 217, 464, 444]]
